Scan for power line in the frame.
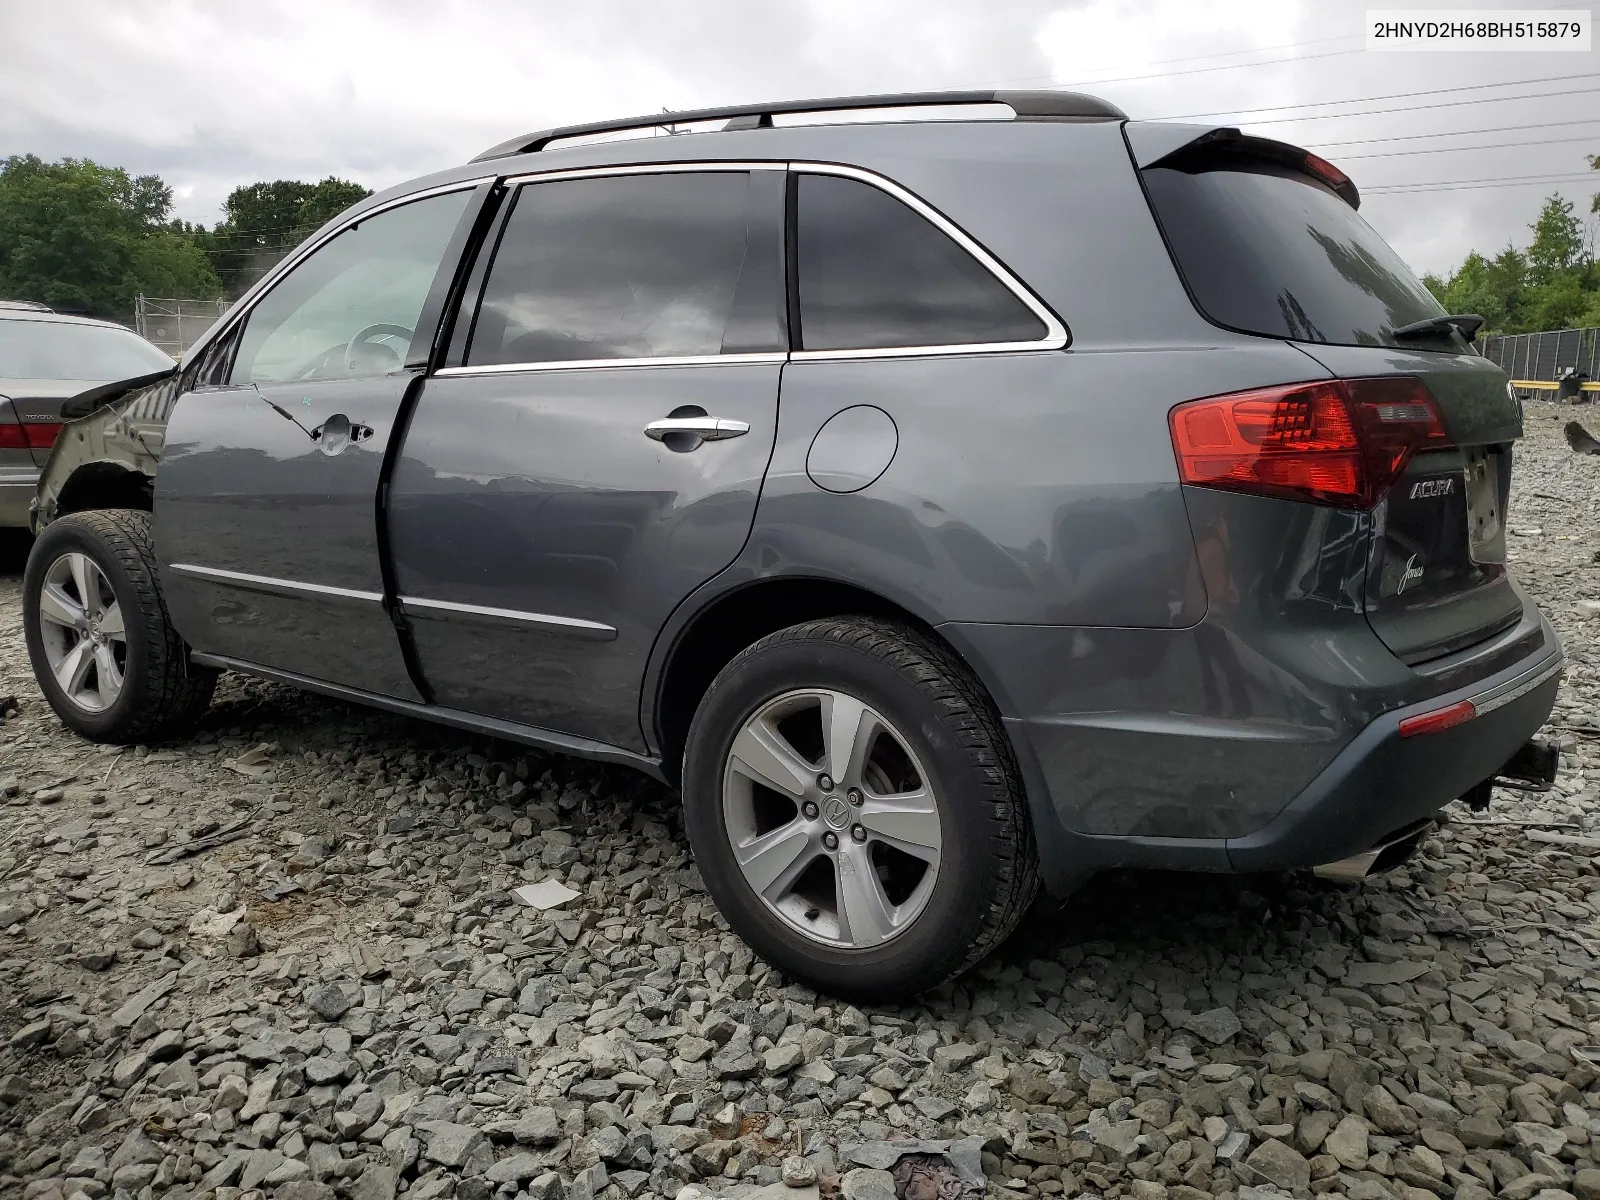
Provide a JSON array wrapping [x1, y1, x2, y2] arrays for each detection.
[[1338, 134, 1600, 161], [947, 33, 1363, 93], [1020, 46, 1367, 91], [198, 222, 324, 241], [1370, 181, 1586, 194], [1305, 116, 1600, 149], [1365, 171, 1599, 194], [1188, 84, 1600, 127], [962, 33, 1363, 90], [1147, 71, 1600, 122]]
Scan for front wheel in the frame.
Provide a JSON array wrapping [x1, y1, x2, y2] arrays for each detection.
[[682, 617, 1038, 1000], [23, 509, 215, 743]]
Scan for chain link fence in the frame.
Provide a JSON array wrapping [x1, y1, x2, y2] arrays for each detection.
[[1480, 326, 1600, 382], [134, 295, 230, 359]]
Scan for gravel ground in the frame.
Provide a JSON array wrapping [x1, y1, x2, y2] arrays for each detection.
[[4, 407, 1600, 1200]]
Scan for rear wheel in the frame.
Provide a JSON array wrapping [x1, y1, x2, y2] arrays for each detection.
[[682, 616, 1038, 1000], [24, 510, 215, 743]]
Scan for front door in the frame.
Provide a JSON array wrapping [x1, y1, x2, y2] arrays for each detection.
[[154, 187, 476, 697], [387, 167, 787, 751]]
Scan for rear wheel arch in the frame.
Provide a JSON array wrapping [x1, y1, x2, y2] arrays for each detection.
[[648, 575, 1018, 786], [51, 463, 154, 522]]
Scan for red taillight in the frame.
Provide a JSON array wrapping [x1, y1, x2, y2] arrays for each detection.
[[25, 422, 62, 449], [0, 422, 64, 450], [1397, 700, 1476, 738], [1169, 377, 1449, 509]]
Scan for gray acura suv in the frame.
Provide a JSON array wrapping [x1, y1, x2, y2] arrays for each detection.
[[22, 92, 1563, 998]]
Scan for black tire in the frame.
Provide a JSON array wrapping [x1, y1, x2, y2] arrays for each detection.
[[23, 509, 216, 743], [682, 616, 1039, 1000]]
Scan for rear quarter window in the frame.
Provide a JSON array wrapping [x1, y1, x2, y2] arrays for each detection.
[[1141, 155, 1447, 349], [794, 173, 1048, 352]]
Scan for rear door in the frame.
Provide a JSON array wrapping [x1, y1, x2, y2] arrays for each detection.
[[1137, 136, 1525, 663], [154, 186, 479, 697], [386, 166, 787, 751]]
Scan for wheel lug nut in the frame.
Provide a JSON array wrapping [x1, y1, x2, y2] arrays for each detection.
[[847, 788, 863, 807], [817, 773, 834, 792], [851, 825, 866, 843], [802, 801, 819, 820], [823, 831, 839, 850]]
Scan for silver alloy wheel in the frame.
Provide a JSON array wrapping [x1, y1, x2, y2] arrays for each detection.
[[37, 552, 127, 714], [721, 688, 943, 948]]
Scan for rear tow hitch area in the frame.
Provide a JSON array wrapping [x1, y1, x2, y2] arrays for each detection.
[[1313, 818, 1434, 884], [1460, 737, 1561, 810], [1315, 738, 1562, 883]]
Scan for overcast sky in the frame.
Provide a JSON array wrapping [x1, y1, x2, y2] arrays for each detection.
[[2, 0, 1597, 277]]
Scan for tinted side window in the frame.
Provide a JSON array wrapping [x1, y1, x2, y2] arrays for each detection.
[[795, 173, 1047, 352], [468, 171, 784, 365], [231, 190, 471, 384]]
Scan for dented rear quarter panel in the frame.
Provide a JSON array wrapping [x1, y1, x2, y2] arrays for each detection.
[[32, 371, 178, 532]]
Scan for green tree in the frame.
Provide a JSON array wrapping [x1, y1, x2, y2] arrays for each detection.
[[1526, 195, 1584, 283], [1525, 271, 1591, 332], [1426, 247, 1527, 332], [1429, 188, 1599, 334], [0, 155, 220, 320], [128, 229, 220, 299], [205, 176, 370, 296]]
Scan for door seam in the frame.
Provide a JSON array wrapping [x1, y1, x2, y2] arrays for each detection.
[[376, 371, 435, 704]]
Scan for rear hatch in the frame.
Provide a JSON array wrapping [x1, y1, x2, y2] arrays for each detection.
[[1132, 125, 1525, 665]]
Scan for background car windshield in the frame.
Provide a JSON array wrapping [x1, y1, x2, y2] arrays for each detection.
[[1142, 156, 1448, 348], [0, 319, 174, 379]]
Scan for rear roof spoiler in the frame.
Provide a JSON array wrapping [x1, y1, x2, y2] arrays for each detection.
[[1124, 122, 1360, 209]]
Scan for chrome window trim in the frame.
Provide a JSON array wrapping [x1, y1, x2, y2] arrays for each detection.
[[400, 596, 617, 641], [444, 158, 1067, 375], [498, 160, 787, 187], [436, 352, 786, 378], [185, 177, 495, 369], [788, 340, 1061, 362], [168, 563, 384, 606]]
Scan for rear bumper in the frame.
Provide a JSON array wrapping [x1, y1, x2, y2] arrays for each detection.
[[947, 609, 1562, 894], [1226, 623, 1560, 871]]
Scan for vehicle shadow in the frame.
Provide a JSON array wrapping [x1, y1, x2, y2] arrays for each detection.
[[0, 529, 32, 579], [1006, 865, 1318, 965]]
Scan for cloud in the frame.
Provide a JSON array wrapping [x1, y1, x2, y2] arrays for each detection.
[[1, 0, 1596, 274]]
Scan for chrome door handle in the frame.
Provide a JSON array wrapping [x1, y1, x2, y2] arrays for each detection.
[[309, 414, 375, 456], [644, 416, 750, 442]]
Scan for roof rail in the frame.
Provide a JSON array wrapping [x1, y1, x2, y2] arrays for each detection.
[[470, 90, 1127, 162]]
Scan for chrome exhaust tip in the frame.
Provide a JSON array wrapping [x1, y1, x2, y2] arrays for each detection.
[[1312, 818, 1434, 884], [1313, 849, 1383, 883]]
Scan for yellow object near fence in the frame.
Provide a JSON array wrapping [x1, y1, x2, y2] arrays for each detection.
[[1510, 379, 1600, 393]]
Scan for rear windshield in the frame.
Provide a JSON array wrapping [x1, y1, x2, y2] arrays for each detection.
[[0, 318, 173, 380], [1141, 155, 1448, 349]]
